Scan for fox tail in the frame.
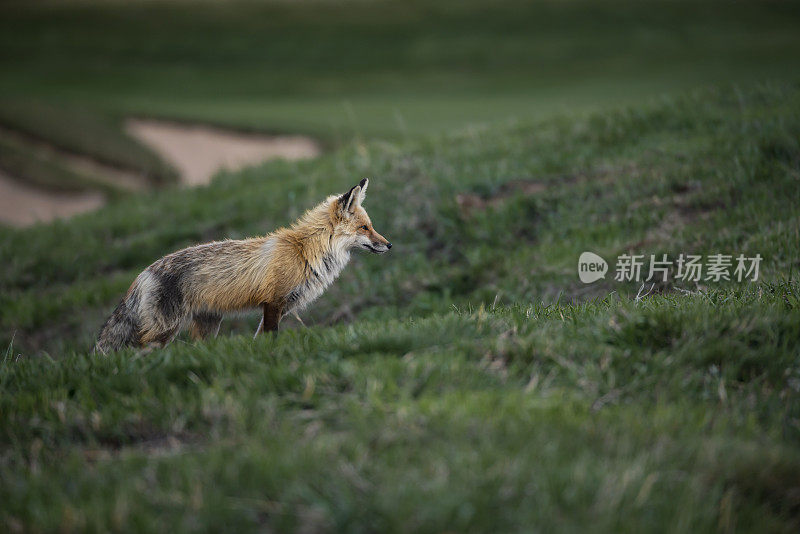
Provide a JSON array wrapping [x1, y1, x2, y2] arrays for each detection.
[[95, 298, 139, 354]]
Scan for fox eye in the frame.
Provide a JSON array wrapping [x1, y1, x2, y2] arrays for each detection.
[[360, 225, 369, 230]]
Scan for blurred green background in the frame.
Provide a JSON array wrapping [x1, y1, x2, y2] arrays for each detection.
[[2, 0, 800, 187]]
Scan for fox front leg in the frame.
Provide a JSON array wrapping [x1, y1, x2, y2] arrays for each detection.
[[254, 302, 283, 338]]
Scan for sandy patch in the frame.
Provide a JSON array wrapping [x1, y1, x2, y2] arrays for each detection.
[[0, 170, 105, 227], [126, 119, 320, 186]]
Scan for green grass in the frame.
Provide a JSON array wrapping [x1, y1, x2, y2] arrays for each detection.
[[1, 83, 799, 531], [2, 0, 800, 183], [2, 287, 799, 531]]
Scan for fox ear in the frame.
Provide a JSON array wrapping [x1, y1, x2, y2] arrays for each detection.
[[338, 179, 369, 216], [357, 178, 368, 204], [338, 183, 362, 216]]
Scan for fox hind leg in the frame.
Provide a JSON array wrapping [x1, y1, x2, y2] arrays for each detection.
[[190, 312, 222, 341], [136, 297, 187, 348], [140, 321, 183, 348]]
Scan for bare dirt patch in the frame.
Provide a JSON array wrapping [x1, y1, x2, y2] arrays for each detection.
[[0, 169, 104, 226], [126, 119, 321, 186]]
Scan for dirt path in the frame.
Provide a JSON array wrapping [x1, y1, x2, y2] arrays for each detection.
[[125, 119, 320, 186], [0, 169, 105, 227]]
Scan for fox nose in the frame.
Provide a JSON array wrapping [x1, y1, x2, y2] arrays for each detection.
[[387, 242, 392, 249]]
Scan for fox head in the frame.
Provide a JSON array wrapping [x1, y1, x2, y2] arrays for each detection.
[[334, 178, 392, 254]]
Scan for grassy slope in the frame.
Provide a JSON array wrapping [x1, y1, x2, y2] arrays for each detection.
[[0, 135, 102, 193], [0, 101, 176, 187], [1, 84, 799, 530], [0, 134, 135, 196], [2, 82, 798, 353], [1, 0, 800, 178]]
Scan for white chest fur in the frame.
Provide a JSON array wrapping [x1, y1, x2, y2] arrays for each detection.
[[285, 246, 351, 312]]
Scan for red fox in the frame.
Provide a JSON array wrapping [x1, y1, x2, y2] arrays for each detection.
[[95, 178, 391, 353]]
